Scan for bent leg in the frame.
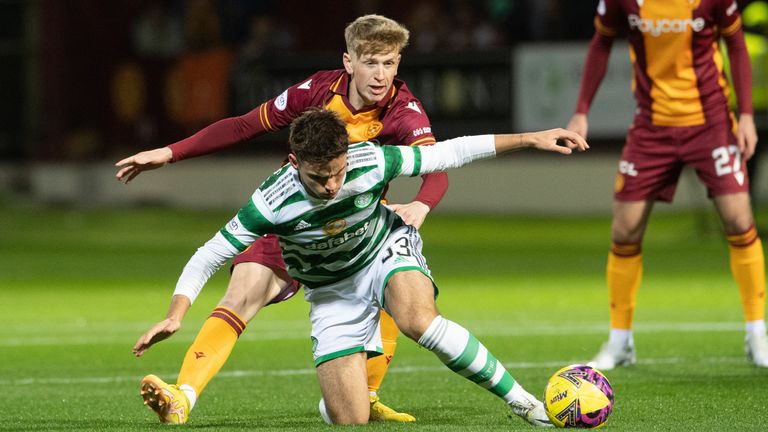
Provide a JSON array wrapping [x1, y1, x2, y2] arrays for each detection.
[[317, 352, 370, 424], [176, 262, 292, 405], [384, 270, 550, 426]]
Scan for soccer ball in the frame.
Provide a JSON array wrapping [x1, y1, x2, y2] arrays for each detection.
[[543, 364, 614, 428]]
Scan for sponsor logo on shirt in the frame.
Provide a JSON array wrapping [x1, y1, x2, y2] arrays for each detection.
[[274, 89, 288, 111], [228, 219, 239, 231], [306, 221, 370, 250], [412, 126, 432, 137], [627, 14, 705, 36]]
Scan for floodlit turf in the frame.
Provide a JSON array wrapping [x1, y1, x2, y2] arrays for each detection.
[[1, 207, 767, 431]]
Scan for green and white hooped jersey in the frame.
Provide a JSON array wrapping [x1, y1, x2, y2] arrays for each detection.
[[174, 136, 496, 301], [224, 141, 421, 287]]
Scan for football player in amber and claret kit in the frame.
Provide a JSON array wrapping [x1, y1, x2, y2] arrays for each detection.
[[567, 0, 767, 370]]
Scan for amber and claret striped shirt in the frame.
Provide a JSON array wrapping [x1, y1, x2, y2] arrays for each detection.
[[168, 70, 447, 209], [577, 0, 753, 127]]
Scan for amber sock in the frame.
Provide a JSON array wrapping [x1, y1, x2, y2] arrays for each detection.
[[607, 243, 643, 330], [727, 227, 765, 323], [367, 310, 398, 394], [176, 306, 245, 406]]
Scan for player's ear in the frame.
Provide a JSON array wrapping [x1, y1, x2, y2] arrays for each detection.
[[342, 52, 354, 74], [288, 153, 299, 169]]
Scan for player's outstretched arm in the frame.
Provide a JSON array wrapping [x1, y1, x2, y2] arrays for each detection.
[[132, 294, 191, 357], [496, 129, 589, 155], [115, 147, 173, 184]]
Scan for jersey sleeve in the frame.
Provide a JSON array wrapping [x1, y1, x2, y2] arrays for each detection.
[[257, 71, 329, 133], [380, 135, 496, 182], [574, 32, 614, 114], [391, 97, 436, 147], [594, 0, 625, 37], [172, 190, 276, 303], [168, 72, 323, 162], [716, 0, 742, 36], [389, 95, 448, 209]]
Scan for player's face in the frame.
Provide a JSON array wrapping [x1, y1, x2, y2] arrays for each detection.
[[289, 153, 348, 200], [344, 50, 400, 109]]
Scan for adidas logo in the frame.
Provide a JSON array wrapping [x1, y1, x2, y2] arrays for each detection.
[[294, 220, 311, 231]]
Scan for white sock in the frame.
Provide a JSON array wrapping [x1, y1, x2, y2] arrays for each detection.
[[418, 315, 533, 406], [178, 384, 197, 410], [746, 320, 767, 339], [608, 328, 633, 347], [318, 398, 333, 425]]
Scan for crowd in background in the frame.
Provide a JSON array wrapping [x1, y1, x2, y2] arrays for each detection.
[[5, 0, 766, 163], [129, 0, 596, 59]]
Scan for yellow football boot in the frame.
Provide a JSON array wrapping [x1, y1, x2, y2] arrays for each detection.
[[140, 374, 190, 424], [369, 394, 416, 422]]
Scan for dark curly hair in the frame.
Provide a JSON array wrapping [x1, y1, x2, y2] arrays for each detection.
[[289, 108, 349, 164]]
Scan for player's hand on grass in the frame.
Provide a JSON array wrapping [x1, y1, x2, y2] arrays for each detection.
[[389, 201, 430, 229], [566, 113, 589, 139], [525, 128, 590, 154], [115, 147, 173, 184], [737, 113, 758, 161], [133, 318, 182, 357]]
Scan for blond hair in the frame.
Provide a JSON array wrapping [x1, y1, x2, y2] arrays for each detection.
[[344, 14, 409, 57]]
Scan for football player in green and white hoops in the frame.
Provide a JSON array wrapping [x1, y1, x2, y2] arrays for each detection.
[[140, 108, 588, 427]]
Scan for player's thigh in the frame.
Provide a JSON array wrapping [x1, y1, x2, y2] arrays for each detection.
[[219, 262, 292, 321], [615, 123, 682, 203], [684, 119, 749, 199], [385, 270, 439, 341], [375, 225, 438, 340], [221, 234, 300, 321], [316, 352, 369, 425], [713, 192, 755, 234]]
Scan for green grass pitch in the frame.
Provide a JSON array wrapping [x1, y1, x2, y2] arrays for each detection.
[[1, 207, 767, 431]]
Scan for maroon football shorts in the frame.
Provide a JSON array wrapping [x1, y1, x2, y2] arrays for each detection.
[[231, 234, 300, 306], [614, 116, 749, 202]]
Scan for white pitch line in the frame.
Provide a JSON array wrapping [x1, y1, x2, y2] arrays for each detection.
[[0, 321, 745, 347], [0, 355, 746, 387]]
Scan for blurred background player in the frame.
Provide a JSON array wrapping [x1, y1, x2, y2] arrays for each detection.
[[567, 0, 768, 369], [120, 15, 447, 423]]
